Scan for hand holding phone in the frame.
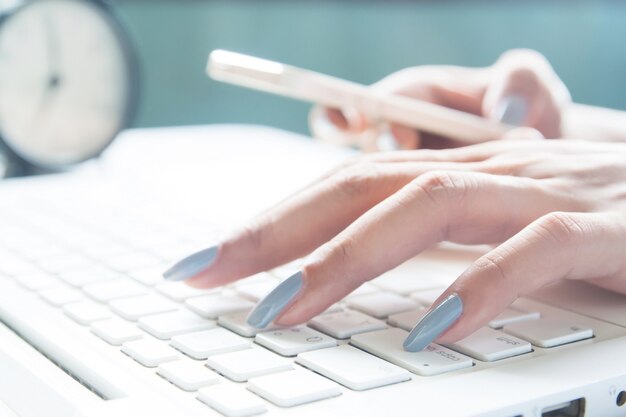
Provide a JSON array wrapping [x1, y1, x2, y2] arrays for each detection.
[[207, 50, 514, 146]]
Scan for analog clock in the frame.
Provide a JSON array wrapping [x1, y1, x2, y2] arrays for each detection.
[[0, 0, 138, 172]]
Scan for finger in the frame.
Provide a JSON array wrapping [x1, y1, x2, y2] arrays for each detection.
[[482, 49, 570, 137], [500, 127, 544, 141], [325, 108, 348, 130], [389, 124, 421, 149], [322, 65, 489, 148], [267, 171, 578, 327], [324, 107, 370, 133], [181, 161, 488, 288], [403, 211, 626, 351], [372, 65, 487, 116]]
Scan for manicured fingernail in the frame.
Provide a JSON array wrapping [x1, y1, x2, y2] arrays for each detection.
[[162, 245, 219, 281], [493, 95, 528, 126], [403, 293, 463, 352], [246, 271, 303, 329]]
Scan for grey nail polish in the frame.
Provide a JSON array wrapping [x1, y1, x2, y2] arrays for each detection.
[[246, 271, 303, 329], [162, 245, 219, 281], [403, 293, 463, 352], [494, 95, 528, 126]]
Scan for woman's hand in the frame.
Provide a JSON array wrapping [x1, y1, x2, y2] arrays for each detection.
[[165, 138, 626, 350], [317, 49, 571, 149]]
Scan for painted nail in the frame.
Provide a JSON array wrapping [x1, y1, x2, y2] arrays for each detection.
[[403, 293, 463, 352], [246, 271, 303, 329], [493, 95, 528, 126], [162, 245, 219, 281]]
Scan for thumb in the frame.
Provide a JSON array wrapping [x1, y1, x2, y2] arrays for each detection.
[[482, 49, 570, 138]]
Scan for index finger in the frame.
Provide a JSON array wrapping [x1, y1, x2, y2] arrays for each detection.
[[247, 170, 572, 329]]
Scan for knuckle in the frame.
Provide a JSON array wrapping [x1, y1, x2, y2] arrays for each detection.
[[411, 171, 471, 205], [332, 162, 381, 198], [235, 217, 276, 251], [498, 48, 551, 72], [307, 235, 360, 284], [535, 212, 586, 246], [474, 253, 515, 293]]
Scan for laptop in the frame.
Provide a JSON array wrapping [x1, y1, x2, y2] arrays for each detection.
[[1, 124, 625, 417]]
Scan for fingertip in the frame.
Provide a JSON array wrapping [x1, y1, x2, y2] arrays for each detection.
[[390, 124, 421, 149], [326, 108, 349, 130], [162, 245, 220, 283], [246, 270, 304, 329], [489, 94, 529, 126], [324, 107, 370, 134], [337, 106, 368, 133], [403, 293, 463, 352]]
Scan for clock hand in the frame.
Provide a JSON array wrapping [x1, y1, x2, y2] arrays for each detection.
[[30, 13, 62, 138], [43, 13, 62, 92]]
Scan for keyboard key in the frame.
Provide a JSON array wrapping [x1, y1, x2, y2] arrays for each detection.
[[206, 347, 292, 382], [0, 254, 38, 275], [15, 272, 58, 290], [409, 288, 445, 306], [489, 307, 540, 329], [127, 266, 165, 286], [185, 294, 254, 319], [138, 310, 215, 339], [387, 308, 426, 331], [248, 368, 341, 407], [39, 286, 83, 306], [157, 359, 219, 391], [170, 328, 251, 360], [255, 326, 336, 356], [309, 310, 387, 339], [321, 303, 344, 315], [343, 283, 378, 299], [106, 252, 161, 272], [37, 255, 90, 273], [370, 262, 449, 295], [296, 345, 410, 390], [346, 292, 419, 318], [155, 281, 216, 302], [234, 279, 278, 302], [350, 328, 473, 376], [82, 242, 133, 260], [83, 280, 147, 303], [446, 327, 532, 362], [57, 268, 121, 287], [91, 318, 143, 345], [63, 301, 111, 325], [271, 260, 303, 279], [198, 384, 266, 417], [218, 310, 282, 337], [122, 339, 179, 367], [150, 242, 200, 263], [110, 294, 178, 321], [503, 318, 593, 348]]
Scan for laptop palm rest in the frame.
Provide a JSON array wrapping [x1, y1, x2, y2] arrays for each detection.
[[530, 280, 626, 328]]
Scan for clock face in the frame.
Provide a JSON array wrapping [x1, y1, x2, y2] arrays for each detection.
[[0, 0, 136, 167]]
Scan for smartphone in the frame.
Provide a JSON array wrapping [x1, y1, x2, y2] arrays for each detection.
[[206, 50, 513, 144]]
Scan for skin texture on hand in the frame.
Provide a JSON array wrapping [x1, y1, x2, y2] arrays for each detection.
[[319, 49, 571, 149], [175, 138, 626, 347]]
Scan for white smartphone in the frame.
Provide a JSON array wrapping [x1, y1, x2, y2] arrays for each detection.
[[206, 49, 513, 144]]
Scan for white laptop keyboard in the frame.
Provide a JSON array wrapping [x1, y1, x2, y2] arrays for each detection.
[[0, 186, 615, 417]]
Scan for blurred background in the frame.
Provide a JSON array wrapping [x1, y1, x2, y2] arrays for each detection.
[[117, 0, 626, 136]]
